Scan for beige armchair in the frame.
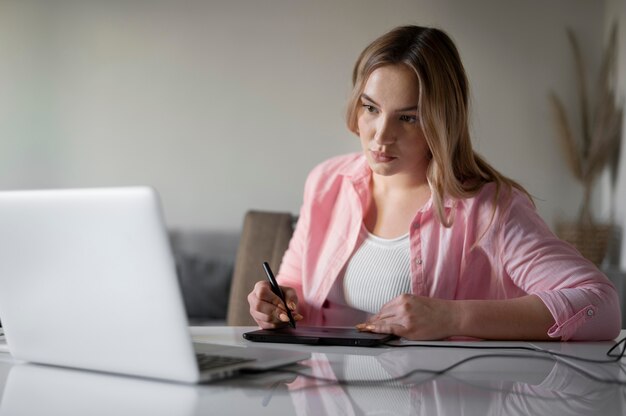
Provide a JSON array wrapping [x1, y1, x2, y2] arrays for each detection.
[[226, 210, 296, 326]]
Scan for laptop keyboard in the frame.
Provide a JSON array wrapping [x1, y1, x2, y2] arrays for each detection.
[[195, 353, 254, 371]]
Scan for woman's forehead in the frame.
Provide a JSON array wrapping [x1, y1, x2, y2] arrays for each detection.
[[362, 65, 419, 108]]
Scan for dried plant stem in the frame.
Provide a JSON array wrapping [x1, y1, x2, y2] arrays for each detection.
[[549, 22, 622, 227], [567, 29, 591, 155]]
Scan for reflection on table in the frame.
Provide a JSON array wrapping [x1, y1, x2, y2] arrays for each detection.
[[0, 327, 624, 416], [284, 346, 625, 416]]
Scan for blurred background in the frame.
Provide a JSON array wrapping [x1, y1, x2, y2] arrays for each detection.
[[0, 0, 624, 268]]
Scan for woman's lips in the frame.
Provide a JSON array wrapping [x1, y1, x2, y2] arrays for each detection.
[[370, 150, 396, 163]]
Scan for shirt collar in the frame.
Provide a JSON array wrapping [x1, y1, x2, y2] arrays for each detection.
[[337, 153, 371, 185]]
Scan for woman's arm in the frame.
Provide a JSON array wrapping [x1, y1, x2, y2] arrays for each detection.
[[497, 193, 621, 341], [359, 294, 556, 340], [453, 295, 556, 340], [361, 188, 621, 341]]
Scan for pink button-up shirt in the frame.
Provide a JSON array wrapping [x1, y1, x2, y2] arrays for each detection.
[[277, 153, 621, 340]]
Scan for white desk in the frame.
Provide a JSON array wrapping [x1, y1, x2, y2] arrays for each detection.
[[0, 327, 624, 415]]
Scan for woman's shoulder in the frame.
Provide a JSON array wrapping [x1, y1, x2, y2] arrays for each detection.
[[456, 182, 539, 245], [301, 152, 368, 201], [459, 182, 535, 225]]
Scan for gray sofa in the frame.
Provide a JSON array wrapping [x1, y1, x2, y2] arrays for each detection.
[[170, 210, 296, 326], [169, 229, 240, 325]]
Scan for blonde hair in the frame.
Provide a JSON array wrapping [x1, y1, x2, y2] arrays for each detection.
[[346, 25, 532, 226]]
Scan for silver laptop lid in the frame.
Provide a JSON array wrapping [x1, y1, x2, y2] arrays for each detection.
[[0, 187, 201, 382]]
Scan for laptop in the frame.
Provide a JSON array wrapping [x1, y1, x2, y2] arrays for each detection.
[[0, 187, 309, 383]]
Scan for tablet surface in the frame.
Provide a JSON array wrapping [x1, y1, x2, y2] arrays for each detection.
[[243, 326, 395, 347]]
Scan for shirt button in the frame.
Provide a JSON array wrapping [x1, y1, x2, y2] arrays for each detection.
[[586, 309, 594, 317], [416, 259, 423, 265]]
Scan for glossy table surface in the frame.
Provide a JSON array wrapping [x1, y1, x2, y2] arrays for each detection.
[[0, 327, 624, 415]]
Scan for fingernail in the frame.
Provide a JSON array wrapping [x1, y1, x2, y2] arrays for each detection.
[[279, 313, 289, 322], [355, 323, 365, 329], [294, 313, 303, 320], [365, 325, 375, 330], [288, 301, 296, 310]]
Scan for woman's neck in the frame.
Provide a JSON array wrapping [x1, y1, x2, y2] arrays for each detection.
[[371, 170, 429, 194], [365, 173, 432, 238]]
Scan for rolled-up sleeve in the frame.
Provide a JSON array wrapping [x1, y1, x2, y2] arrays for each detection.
[[498, 194, 621, 341]]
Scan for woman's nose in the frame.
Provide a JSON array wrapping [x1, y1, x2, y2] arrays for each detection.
[[374, 118, 396, 145]]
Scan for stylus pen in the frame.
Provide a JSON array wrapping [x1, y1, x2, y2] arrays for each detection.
[[262, 261, 296, 328]]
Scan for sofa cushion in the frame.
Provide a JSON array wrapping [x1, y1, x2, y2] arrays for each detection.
[[169, 230, 239, 322]]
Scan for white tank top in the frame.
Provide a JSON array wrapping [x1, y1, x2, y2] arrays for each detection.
[[324, 224, 411, 324]]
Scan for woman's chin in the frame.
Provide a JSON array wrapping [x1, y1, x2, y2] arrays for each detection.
[[369, 163, 398, 176]]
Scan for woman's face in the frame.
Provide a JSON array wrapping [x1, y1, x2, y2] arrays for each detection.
[[357, 64, 430, 180]]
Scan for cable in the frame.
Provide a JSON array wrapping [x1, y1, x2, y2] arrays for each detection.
[[242, 337, 626, 387], [383, 336, 626, 364]]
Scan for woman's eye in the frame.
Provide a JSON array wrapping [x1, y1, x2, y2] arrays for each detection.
[[400, 115, 418, 123], [362, 104, 377, 113]]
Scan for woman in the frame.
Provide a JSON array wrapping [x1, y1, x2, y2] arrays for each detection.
[[247, 25, 621, 341]]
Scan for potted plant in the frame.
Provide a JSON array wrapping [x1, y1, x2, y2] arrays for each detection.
[[549, 23, 622, 265]]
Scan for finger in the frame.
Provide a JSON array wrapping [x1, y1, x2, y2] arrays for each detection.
[[364, 321, 405, 337], [279, 311, 305, 322], [366, 310, 397, 326], [281, 287, 299, 311], [359, 311, 398, 331], [256, 287, 288, 311], [278, 313, 288, 322], [249, 295, 288, 323], [250, 291, 286, 315], [251, 307, 292, 328], [256, 281, 295, 312], [369, 313, 395, 322]]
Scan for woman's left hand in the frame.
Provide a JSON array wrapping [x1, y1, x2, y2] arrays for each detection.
[[356, 294, 459, 340]]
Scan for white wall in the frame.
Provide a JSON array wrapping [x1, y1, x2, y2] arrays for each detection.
[[0, 0, 610, 236]]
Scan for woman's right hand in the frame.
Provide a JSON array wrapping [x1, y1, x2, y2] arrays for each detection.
[[247, 280, 303, 328]]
